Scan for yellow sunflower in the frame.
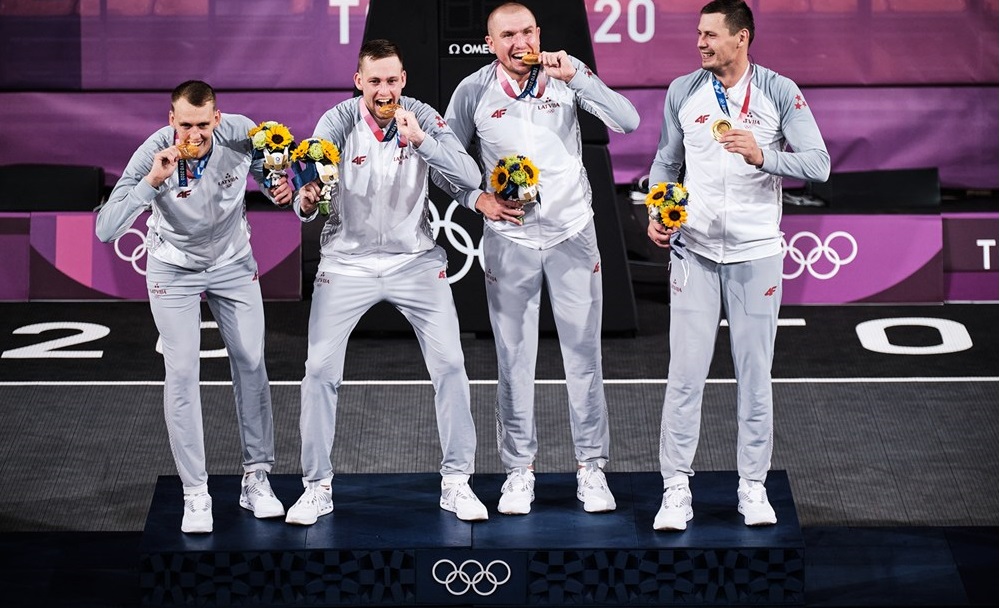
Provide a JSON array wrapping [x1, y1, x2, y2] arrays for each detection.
[[659, 203, 688, 229], [265, 124, 293, 150], [290, 139, 311, 162], [490, 164, 510, 192], [645, 182, 668, 207], [321, 140, 341, 164], [518, 157, 540, 186]]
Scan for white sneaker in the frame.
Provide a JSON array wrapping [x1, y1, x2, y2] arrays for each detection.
[[440, 475, 488, 521], [576, 463, 616, 513], [498, 467, 535, 515], [737, 478, 777, 526], [653, 483, 693, 531], [181, 492, 213, 534], [285, 480, 333, 526], [239, 470, 285, 518]]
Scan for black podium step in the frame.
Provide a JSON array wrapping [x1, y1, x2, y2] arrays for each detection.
[[139, 471, 803, 606]]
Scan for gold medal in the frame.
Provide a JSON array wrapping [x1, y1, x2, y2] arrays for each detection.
[[711, 119, 731, 141]]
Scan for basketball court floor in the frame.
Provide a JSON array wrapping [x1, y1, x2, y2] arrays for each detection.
[[0, 280, 996, 605]]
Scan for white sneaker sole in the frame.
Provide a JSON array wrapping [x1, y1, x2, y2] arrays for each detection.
[[240, 497, 286, 519], [285, 505, 333, 526], [740, 511, 777, 526], [498, 495, 533, 515], [653, 508, 693, 531], [181, 519, 213, 534], [440, 500, 489, 521], [582, 499, 617, 513]]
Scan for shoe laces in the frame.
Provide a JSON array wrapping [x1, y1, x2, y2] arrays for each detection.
[[184, 492, 211, 513], [740, 481, 768, 505], [299, 484, 331, 506], [662, 485, 691, 509], [502, 469, 533, 494], [578, 465, 609, 492], [445, 481, 475, 500], [244, 471, 274, 498]]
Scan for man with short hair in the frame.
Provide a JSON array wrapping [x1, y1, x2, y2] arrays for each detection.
[[442, 2, 639, 515], [284, 39, 489, 525], [97, 80, 291, 534], [646, 0, 829, 530]]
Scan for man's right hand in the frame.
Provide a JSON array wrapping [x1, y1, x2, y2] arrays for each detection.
[[298, 181, 321, 216], [475, 192, 524, 225], [145, 146, 182, 189], [647, 217, 677, 249]]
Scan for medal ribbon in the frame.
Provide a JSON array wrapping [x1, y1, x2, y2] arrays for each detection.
[[497, 63, 545, 100], [176, 146, 210, 187], [710, 65, 752, 123], [360, 97, 407, 147]]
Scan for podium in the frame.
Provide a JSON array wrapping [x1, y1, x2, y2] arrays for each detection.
[[139, 471, 805, 606]]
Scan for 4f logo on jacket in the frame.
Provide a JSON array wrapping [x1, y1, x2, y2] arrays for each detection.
[[694, 114, 710, 124], [491, 109, 507, 119], [352, 155, 367, 165]]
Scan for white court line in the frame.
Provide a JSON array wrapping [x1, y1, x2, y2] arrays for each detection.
[[0, 377, 996, 387]]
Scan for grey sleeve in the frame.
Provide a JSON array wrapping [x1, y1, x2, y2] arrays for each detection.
[[566, 56, 640, 134], [758, 77, 831, 183], [649, 86, 684, 186], [96, 130, 168, 243], [410, 99, 481, 191], [436, 79, 486, 210]]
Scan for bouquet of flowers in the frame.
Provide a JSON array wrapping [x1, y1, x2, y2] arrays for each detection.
[[490, 154, 540, 204], [248, 121, 295, 188], [645, 182, 688, 229], [291, 137, 341, 216]]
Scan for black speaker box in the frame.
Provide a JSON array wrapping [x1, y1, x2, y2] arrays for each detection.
[[807, 167, 940, 210], [365, 0, 609, 145], [353, 0, 637, 335], [0, 163, 105, 211]]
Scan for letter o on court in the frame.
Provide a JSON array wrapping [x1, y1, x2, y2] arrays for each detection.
[[855, 317, 973, 355]]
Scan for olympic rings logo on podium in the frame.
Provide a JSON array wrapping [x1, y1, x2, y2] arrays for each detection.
[[432, 558, 511, 596], [113, 228, 148, 276], [428, 199, 484, 284], [782, 230, 858, 280]]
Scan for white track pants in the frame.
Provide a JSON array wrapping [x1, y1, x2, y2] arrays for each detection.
[[147, 253, 274, 493], [484, 220, 611, 471], [659, 250, 781, 485], [298, 249, 477, 481]]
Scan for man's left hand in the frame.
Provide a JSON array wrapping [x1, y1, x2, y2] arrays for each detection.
[[539, 50, 576, 83], [393, 108, 425, 147], [720, 129, 764, 168]]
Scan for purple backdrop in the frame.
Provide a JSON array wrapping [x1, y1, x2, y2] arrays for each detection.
[[4, 210, 994, 303], [11, 210, 302, 301], [0, 0, 997, 189]]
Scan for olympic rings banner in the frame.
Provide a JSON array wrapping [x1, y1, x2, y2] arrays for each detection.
[[780, 214, 943, 304], [0, 210, 995, 304], [0, 211, 302, 301]]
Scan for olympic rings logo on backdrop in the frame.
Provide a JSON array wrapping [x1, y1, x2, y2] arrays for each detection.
[[113, 228, 148, 276], [432, 559, 511, 596], [429, 199, 484, 284], [782, 230, 858, 280]]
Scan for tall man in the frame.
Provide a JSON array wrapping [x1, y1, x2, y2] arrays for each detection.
[[97, 80, 291, 534], [284, 39, 488, 525], [441, 2, 639, 515], [647, 0, 829, 530]]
